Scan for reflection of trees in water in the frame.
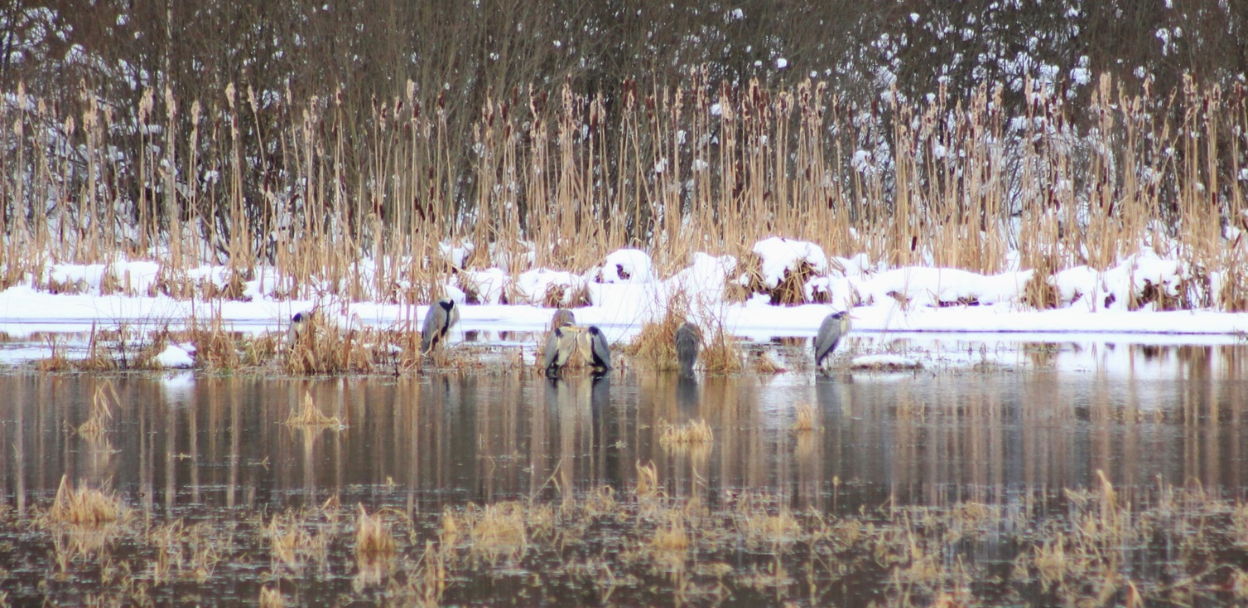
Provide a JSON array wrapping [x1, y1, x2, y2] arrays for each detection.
[[1, 353, 1248, 515]]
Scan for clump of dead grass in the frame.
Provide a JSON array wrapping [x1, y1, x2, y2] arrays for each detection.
[[355, 504, 397, 564], [259, 586, 285, 608], [48, 475, 124, 526], [635, 461, 661, 501], [624, 292, 691, 371], [283, 313, 375, 374], [285, 391, 342, 428], [699, 317, 744, 374], [739, 251, 824, 305], [459, 502, 529, 563]]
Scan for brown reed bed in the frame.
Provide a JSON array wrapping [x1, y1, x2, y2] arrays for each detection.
[[5, 75, 1247, 313], [5, 474, 1248, 606], [46, 475, 125, 527]]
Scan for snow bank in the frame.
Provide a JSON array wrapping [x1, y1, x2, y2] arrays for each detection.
[[750, 237, 828, 288], [3, 241, 1247, 343]]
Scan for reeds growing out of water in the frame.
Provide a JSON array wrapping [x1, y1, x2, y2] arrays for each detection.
[[4, 74, 1247, 309]]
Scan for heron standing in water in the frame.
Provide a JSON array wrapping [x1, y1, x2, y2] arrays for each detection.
[[675, 322, 701, 377], [421, 298, 460, 353], [541, 325, 582, 376], [813, 311, 852, 369]]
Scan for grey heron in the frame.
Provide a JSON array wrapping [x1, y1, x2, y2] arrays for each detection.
[[813, 311, 852, 368], [286, 310, 315, 344], [674, 322, 701, 377], [587, 325, 611, 371], [420, 298, 460, 353], [541, 326, 580, 376], [550, 308, 576, 331]]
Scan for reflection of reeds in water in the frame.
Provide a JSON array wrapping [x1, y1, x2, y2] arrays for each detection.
[[659, 419, 714, 449], [636, 461, 661, 501], [77, 382, 119, 440], [791, 403, 818, 433]]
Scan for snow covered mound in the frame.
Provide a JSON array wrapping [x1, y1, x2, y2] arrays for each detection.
[[514, 269, 588, 307], [153, 344, 195, 369], [1051, 249, 1196, 312], [665, 252, 737, 304], [460, 268, 509, 305], [595, 249, 656, 283], [740, 238, 830, 305], [855, 267, 1032, 309]]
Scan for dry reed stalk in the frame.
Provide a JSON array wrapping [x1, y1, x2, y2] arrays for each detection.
[[36, 335, 73, 372], [48, 475, 124, 526]]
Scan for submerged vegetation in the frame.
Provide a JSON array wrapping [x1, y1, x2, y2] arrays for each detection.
[[7, 474, 1248, 606]]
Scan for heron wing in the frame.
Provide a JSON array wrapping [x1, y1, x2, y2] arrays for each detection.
[[591, 331, 611, 369], [420, 306, 441, 351], [813, 314, 841, 364]]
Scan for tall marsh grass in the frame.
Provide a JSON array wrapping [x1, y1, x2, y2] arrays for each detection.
[[3, 75, 1247, 309]]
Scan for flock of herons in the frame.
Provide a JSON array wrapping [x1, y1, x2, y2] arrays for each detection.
[[408, 298, 853, 377]]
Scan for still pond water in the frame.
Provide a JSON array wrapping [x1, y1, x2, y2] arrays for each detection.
[[1, 336, 1246, 605]]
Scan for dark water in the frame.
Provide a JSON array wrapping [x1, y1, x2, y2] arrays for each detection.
[[2, 340, 1247, 606], [3, 341, 1246, 512]]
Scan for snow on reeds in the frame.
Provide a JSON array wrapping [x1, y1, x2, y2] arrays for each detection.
[[3, 74, 1246, 316]]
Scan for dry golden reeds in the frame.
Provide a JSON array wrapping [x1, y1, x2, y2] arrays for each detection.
[[355, 504, 397, 565], [48, 475, 124, 526], [465, 502, 528, 563], [259, 587, 285, 608], [624, 293, 691, 371], [5, 74, 1248, 315], [285, 391, 342, 428]]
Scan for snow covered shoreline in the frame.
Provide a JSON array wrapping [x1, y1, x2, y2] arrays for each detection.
[[2, 239, 1246, 343]]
